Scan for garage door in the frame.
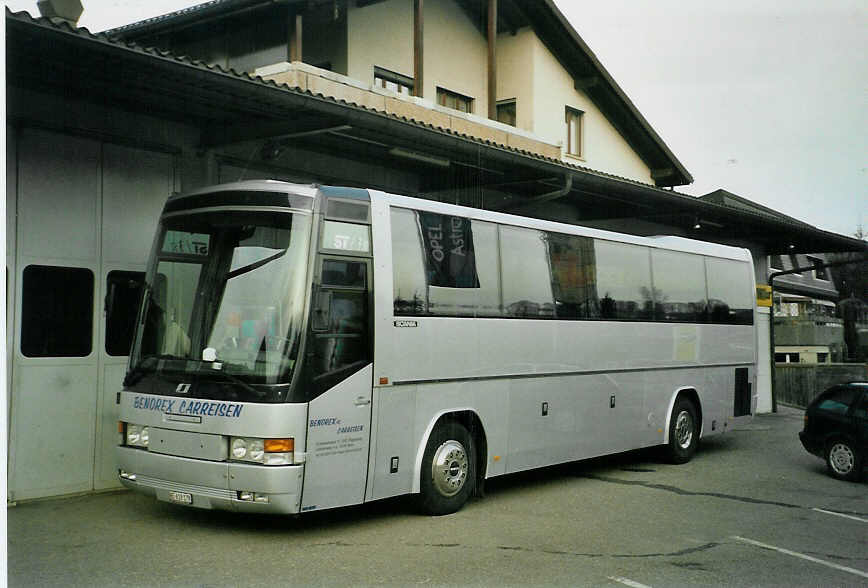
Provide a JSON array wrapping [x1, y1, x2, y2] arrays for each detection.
[[8, 128, 175, 501]]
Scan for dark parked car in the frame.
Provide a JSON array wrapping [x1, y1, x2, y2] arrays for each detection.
[[799, 382, 868, 482]]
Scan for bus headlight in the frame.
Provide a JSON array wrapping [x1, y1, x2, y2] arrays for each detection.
[[123, 423, 149, 448], [229, 437, 294, 465], [231, 438, 248, 459]]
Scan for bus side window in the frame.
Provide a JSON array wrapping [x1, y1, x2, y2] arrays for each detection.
[[593, 241, 654, 321], [706, 258, 754, 325], [391, 208, 428, 316]]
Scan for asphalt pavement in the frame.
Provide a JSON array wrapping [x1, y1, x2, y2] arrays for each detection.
[[7, 405, 867, 587]]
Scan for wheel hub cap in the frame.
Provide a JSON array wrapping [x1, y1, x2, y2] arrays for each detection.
[[431, 440, 468, 497], [829, 443, 854, 474], [675, 410, 693, 449]]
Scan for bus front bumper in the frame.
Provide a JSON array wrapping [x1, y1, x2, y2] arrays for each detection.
[[117, 446, 304, 513]]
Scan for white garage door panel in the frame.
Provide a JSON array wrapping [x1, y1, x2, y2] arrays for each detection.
[[10, 128, 178, 502], [102, 145, 173, 264], [10, 365, 98, 501], [94, 363, 127, 490], [18, 129, 100, 262]]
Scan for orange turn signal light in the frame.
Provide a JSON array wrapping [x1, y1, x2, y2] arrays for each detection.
[[264, 438, 294, 453]]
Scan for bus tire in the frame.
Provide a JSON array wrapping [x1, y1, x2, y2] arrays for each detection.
[[418, 421, 475, 515], [665, 398, 699, 464]]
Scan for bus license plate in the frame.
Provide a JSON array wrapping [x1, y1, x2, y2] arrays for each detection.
[[168, 491, 192, 505]]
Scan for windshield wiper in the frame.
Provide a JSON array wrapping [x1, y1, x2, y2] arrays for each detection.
[[224, 249, 287, 281]]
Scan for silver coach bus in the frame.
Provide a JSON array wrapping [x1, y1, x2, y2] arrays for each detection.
[[117, 180, 757, 515]]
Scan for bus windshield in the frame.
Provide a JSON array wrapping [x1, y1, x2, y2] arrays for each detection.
[[128, 209, 312, 397]]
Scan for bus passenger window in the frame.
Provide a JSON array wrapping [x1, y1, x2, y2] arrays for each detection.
[[593, 241, 654, 321], [501, 226, 554, 317], [547, 232, 596, 319], [650, 250, 707, 322], [391, 208, 427, 316], [706, 258, 754, 325], [426, 218, 498, 317], [390, 208, 499, 318], [419, 212, 479, 289]]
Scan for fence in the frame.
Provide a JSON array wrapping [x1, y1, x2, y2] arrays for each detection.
[[775, 363, 868, 408]]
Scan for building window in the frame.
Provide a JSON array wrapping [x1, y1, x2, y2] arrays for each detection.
[[374, 66, 414, 95], [437, 87, 474, 113], [21, 265, 94, 357], [565, 107, 583, 158], [806, 256, 828, 280], [496, 99, 516, 127]]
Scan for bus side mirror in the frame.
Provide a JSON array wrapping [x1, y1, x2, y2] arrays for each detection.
[[312, 290, 332, 332]]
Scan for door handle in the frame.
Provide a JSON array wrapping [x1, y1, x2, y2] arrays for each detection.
[[355, 396, 371, 406]]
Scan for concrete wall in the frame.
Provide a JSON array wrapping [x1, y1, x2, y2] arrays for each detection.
[[775, 364, 868, 408], [496, 28, 535, 131], [347, 0, 414, 87], [529, 34, 653, 184], [345, 0, 654, 185], [423, 0, 489, 112]]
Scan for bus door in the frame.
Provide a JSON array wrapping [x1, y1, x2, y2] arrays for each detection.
[[301, 257, 373, 511]]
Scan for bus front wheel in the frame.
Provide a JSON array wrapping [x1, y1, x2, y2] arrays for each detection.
[[665, 398, 699, 464], [418, 422, 476, 515]]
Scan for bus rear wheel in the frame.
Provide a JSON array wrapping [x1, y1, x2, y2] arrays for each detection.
[[418, 422, 475, 515], [665, 398, 699, 464]]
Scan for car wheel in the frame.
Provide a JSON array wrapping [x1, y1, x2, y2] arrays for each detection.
[[825, 438, 863, 482], [665, 398, 699, 464], [418, 421, 475, 515]]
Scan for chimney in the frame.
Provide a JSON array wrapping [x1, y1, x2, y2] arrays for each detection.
[[37, 0, 84, 27]]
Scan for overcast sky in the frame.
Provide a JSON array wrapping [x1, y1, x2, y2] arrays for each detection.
[[6, 0, 866, 238]]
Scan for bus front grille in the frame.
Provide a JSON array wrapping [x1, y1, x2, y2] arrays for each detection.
[[132, 474, 236, 501]]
